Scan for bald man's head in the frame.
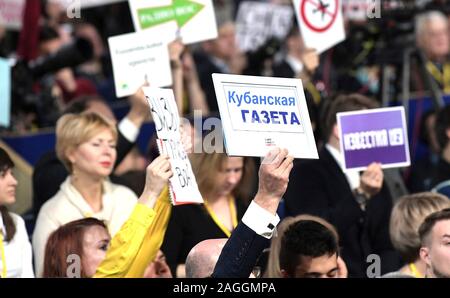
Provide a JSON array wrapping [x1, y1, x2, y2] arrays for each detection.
[[185, 239, 228, 278]]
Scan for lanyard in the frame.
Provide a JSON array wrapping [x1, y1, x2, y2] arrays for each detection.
[[0, 232, 6, 278], [426, 61, 450, 93], [305, 81, 321, 105], [409, 263, 423, 278], [203, 197, 238, 238]]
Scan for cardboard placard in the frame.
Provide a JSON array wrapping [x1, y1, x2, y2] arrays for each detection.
[[108, 31, 172, 98], [0, 0, 25, 30], [128, 0, 218, 44], [144, 87, 203, 205], [212, 73, 318, 159], [337, 106, 410, 171], [293, 0, 346, 53], [235, 1, 293, 52]]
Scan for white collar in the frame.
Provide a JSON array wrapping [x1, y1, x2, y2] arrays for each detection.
[[325, 143, 361, 190], [0, 212, 6, 237], [210, 56, 230, 73], [60, 176, 114, 218], [325, 143, 343, 168], [285, 55, 304, 76]]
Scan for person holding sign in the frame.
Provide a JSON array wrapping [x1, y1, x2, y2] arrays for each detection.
[[43, 154, 173, 278], [284, 94, 401, 277], [272, 23, 320, 87], [161, 151, 255, 277], [212, 147, 293, 278], [33, 112, 141, 277], [272, 22, 321, 136]]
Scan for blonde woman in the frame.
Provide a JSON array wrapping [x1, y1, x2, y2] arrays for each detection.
[[42, 155, 173, 278], [386, 192, 450, 278], [161, 152, 255, 277], [33, 113, 138, 276]]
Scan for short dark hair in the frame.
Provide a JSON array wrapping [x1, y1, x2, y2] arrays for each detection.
[[279, 220, 339, 276], [39, 25, 59, 44], [322, 93, 378, 141], [419, 208, 450, 246], [435, 105, 450, 150]]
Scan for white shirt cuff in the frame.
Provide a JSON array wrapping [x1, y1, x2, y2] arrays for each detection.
[[118, 117, 139, 142], [242, 200, 280, 239]]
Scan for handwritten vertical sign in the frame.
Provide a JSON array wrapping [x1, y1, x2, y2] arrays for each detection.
[[212, 73, 318, 159], [143, 87, 203, 205], [337, 106, 410, 171]]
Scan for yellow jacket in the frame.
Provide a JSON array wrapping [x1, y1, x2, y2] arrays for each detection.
[[94, 187, 171, 278]]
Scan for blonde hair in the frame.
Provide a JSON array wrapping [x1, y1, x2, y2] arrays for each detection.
[[189, 152, 255, 203], [389, 192, 450, 263], [55, 112, 117, 173], [264, 214, 339, 278]]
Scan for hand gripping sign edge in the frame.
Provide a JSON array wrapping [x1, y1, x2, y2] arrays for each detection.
[[300, 0, 339, 33]]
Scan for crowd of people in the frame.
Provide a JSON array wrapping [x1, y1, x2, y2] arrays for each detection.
[[1, 0, 450, 278]]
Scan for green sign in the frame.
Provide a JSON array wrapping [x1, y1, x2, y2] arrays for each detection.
[[138, 0, 205, 29]]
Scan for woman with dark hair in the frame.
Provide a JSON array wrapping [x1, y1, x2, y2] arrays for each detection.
[[0, 147, 34, 277], [43, 218, 106, 278]]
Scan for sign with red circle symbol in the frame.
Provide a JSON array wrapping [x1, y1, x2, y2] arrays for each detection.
[[293, 0, 345, 53], [300, 0, 339, 33]]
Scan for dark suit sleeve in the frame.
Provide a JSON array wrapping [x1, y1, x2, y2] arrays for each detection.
[[114, 129, 135, 168], [284, 161, 364, 233], [211, 223, 269, 278]]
